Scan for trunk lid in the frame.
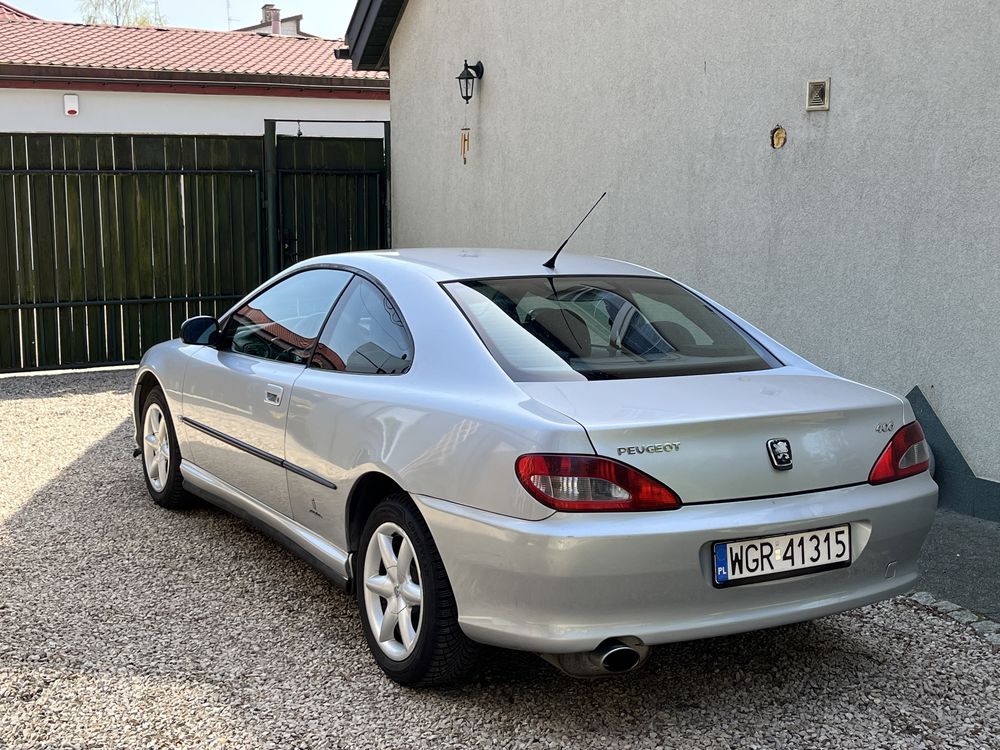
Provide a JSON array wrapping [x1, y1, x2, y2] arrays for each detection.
[[519, 367, 906, 503]]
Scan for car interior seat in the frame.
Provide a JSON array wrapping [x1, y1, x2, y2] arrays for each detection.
[[651, 320, 696, 349]]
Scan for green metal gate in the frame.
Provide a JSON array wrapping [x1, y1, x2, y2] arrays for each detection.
[[0, 131, 387, 372], [277, 135, 387, 266]]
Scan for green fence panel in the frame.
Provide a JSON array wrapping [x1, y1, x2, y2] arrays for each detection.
[[0, 132, 385, 372]]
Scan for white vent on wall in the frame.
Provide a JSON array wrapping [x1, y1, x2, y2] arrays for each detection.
[[806, 79, 830, 111]]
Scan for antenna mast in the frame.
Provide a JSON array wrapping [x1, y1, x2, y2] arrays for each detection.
[[543, 191, 607, 269]]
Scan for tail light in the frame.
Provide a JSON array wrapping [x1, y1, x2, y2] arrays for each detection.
[[515, 454, 682, 512], [868, 421, 930, 485]]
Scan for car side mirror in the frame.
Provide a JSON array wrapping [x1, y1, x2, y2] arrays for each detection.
[[180, 316, 220, 346]]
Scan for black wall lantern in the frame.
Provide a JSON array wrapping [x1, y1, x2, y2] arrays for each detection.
[[457, 60, 484, 103]]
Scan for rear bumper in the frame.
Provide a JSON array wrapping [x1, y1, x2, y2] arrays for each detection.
[[414, 474, 938, 653]]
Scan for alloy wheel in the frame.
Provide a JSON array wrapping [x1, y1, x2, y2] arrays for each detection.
[[142, 402, 171, 493], [362, 522, 424, 660]]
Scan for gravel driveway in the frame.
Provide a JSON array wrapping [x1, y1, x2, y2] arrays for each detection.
[[1, 370, 998, 749]]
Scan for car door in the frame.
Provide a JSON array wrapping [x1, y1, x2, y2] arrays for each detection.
[[284, 275, 414, 550], [182, 268, 353, 515]]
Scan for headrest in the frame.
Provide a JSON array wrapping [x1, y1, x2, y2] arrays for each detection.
[[651, 320, 696, 348]]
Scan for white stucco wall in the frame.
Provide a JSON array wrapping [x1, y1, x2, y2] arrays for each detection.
[[0, 88, 388, 137], [388, 1, 1000, 480]]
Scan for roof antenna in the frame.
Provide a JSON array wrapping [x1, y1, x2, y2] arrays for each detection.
[[543, 191, 607, 269]]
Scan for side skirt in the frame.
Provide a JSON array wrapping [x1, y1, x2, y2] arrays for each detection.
[[180, 460, 353, 591]]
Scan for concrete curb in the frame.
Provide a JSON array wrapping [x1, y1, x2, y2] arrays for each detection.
[[905, 591, 1000, 647]]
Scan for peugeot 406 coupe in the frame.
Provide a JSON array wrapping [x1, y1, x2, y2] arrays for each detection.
[[132, 249, 937, 686]]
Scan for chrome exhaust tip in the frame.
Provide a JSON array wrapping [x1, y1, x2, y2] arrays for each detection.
[[539, 637, 650, 678], [594, 640, 643, 673]]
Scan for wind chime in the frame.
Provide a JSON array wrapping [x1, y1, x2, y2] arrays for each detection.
[[456, 60, 484, 164], [460, 123, 471, 165]]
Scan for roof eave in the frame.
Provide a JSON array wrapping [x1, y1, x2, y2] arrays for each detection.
[[344, 0, 407, 72], [0, 64, 389, 90]]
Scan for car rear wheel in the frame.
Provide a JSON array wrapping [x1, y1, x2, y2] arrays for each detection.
[[356, 493, 479, 686], [140, 387, 194, 510]]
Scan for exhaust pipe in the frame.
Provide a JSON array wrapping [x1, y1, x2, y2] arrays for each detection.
[[539, 637, 650, 678], [593, 639, 643, 673]]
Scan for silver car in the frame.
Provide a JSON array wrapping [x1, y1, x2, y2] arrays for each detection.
[[132, 248, 937, 686]]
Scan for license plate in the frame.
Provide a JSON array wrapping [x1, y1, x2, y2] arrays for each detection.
[[713, 524, 852, 587]]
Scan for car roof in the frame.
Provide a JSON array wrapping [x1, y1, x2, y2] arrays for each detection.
[[298, 248, 665, 282]]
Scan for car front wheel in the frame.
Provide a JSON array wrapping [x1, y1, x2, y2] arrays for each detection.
[[356, 493, 478, 686], [140, 387, 193, 510]]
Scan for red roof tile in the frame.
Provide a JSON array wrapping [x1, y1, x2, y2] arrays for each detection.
[[0, 2, 37, 20], [0, 17, 387, 81]]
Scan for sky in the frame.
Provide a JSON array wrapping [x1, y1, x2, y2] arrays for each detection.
[[14, 0, 358, 38]]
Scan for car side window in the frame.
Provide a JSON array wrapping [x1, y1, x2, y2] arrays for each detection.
[[222, 269, 353, 364], [310, 276, 413, 374]]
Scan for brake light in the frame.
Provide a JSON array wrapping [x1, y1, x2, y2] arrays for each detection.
[[515, 454, 682, 511], [868, 421, 930, 485]]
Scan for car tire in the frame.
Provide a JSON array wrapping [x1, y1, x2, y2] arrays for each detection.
[[140, 387, 194, 510], [355, 492, 479, 687]]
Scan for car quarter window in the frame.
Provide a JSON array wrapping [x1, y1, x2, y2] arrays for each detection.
[[222, 269, 353, 364], [309, 276, 413, 374]]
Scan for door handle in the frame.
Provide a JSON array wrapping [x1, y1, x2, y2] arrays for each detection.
[[264, 384, 283, 406]]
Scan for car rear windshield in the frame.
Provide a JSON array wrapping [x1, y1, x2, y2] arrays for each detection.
[[447, 275, 779, 382]]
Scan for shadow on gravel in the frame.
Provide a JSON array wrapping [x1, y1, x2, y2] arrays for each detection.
[[470, 616, 883, 702], [2, 394, 998, 749], [0, 416, 361, 669]]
